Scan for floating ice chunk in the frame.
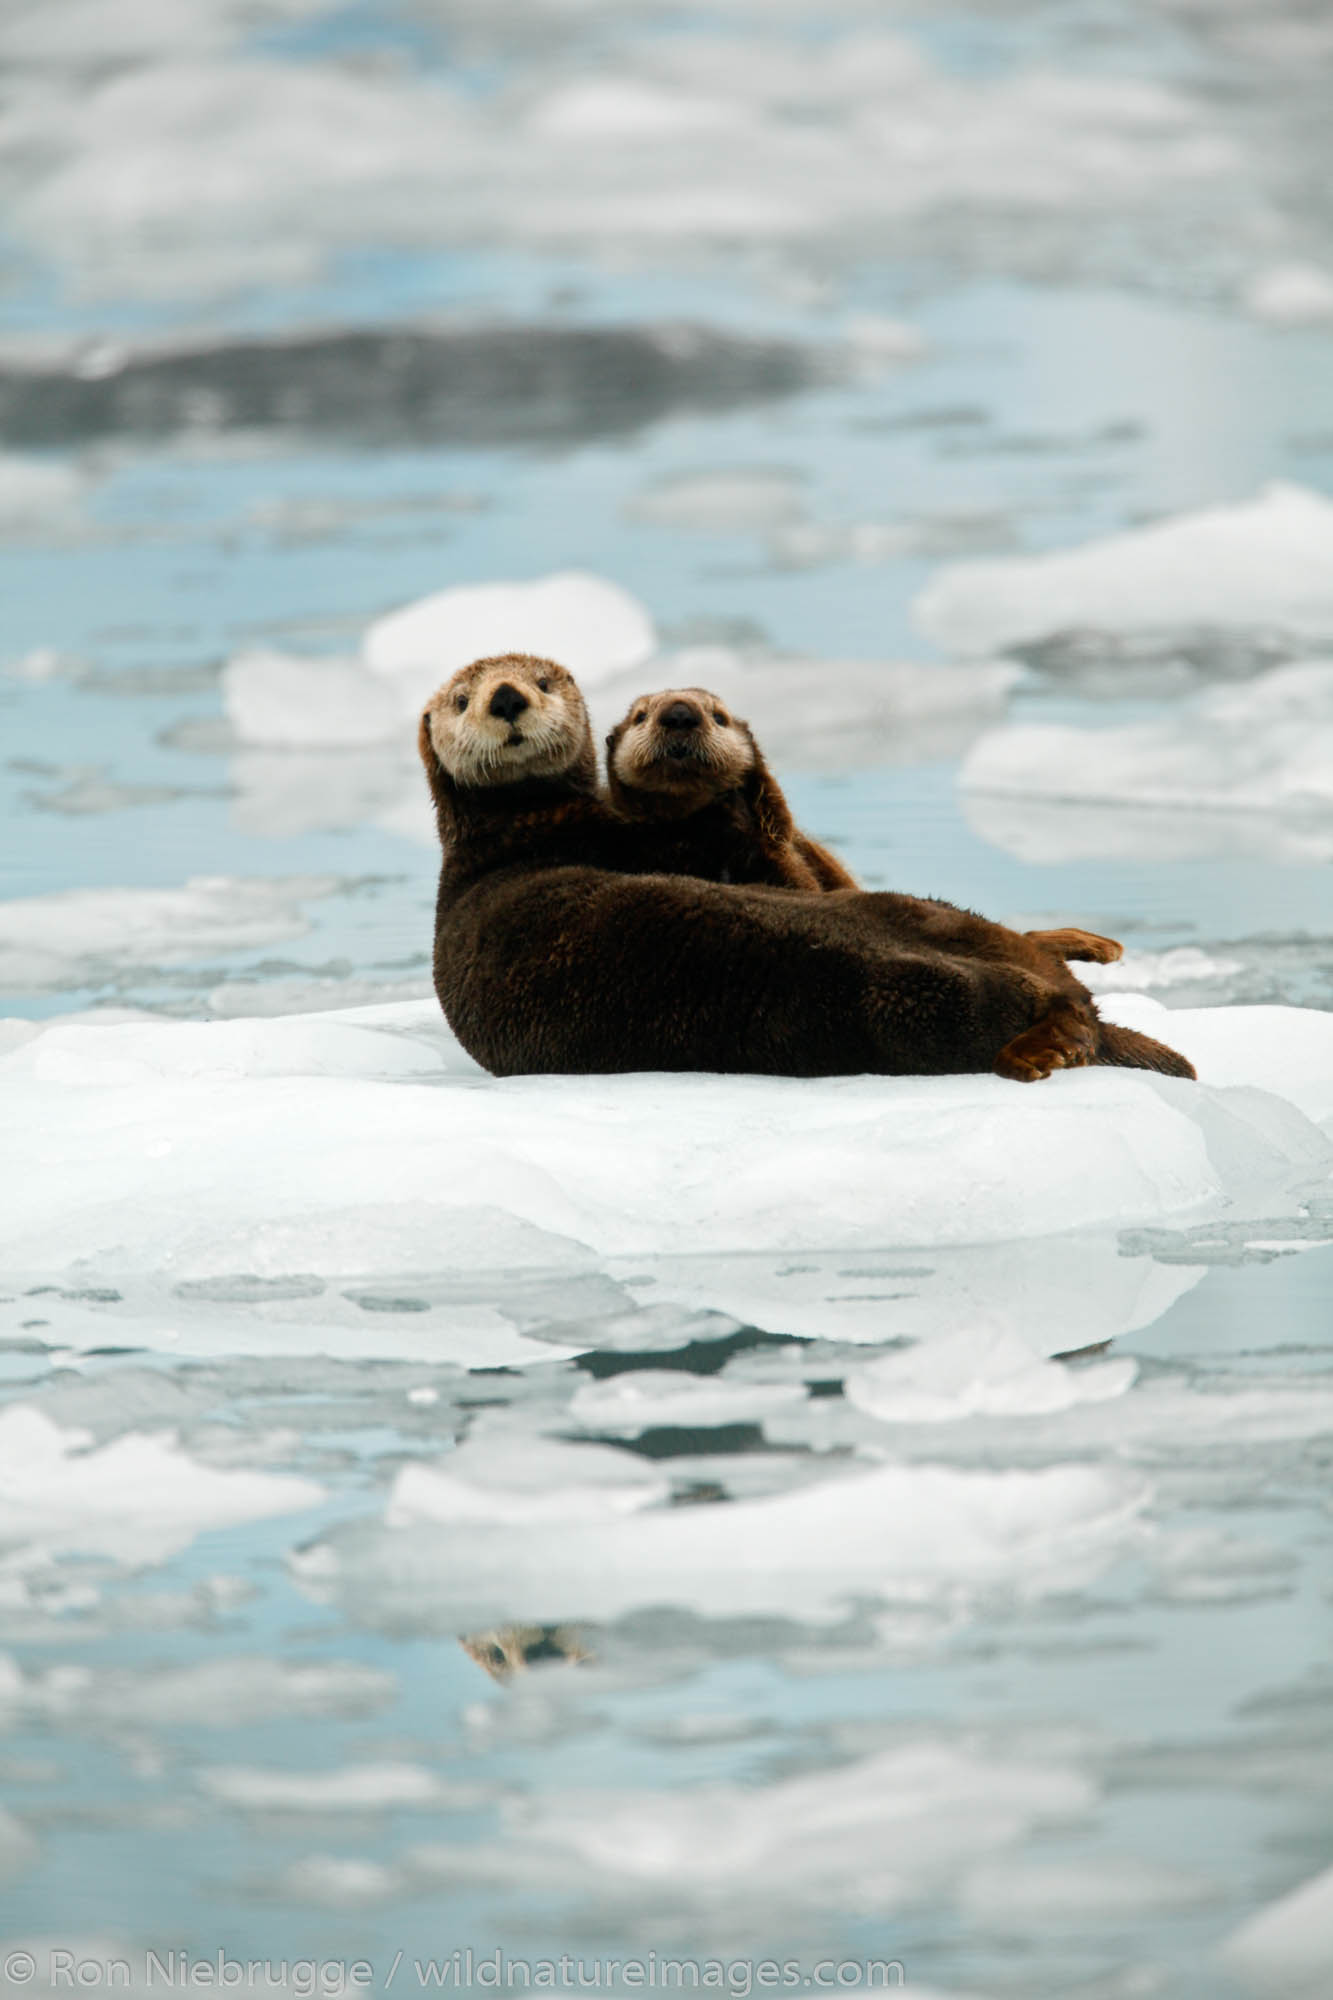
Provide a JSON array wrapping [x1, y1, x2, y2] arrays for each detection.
[[305, 1454, 1146, 1631], [962, 1855, 1217, 1924], [961, 792, 1333, 867], [3, 31, 1240, 301], [960, 661, 1333, 820], [568, 1371, 808, 1434], [4, 1000, 1331, 1282], [0, 453, 90, 535], [363, 572, 656, 705], [624, 468, 805, 532], [388, 1437, 670, 1527], [610, 1234, 1199, 1356], [0, 1653, 393, 1730], [589, 646, 1021, 772], [269, 1855, 398, 1909], [1245, 262, 1333, 327], [1100, 996, 1333, 1126], [843, 1323, 1135, 1424], [1221, 1860, 1333, 1996], [223, 648, 402, 748], [529, 80, 737, 143], [917, 487, 1333, 656], [0, 873, 341, 992], [198, 1762, 473, 1813], [0, 1405, 324, 1570]]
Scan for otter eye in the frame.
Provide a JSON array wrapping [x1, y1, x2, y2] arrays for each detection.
[[536, 677, 550, 692], [455, 693, 468, 713], [713, 710, 728, 726], [633, 711, 646, 725]]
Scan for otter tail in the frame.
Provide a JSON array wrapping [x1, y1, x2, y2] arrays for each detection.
[[1095, 1019, 1196, 1080]]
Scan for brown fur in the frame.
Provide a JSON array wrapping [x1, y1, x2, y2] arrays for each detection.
[[420, 655, 1195, 1084], [606, 687, 857, 892]]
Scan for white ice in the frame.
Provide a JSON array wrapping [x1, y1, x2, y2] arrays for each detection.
[[388, 1436, 670, 1528], [1244, 262, 1333, 327], [197, 1762, 474, 1813], [300, 1451, 1147, 1631], [0, 453, 91, 536], [0, 1404, 324, 1572], [0, 874, 343, 993], [5, 1000, 1333, 1292], [0, 24, 1244, 300], [959, 660, 1333, 827], [842, 1321, 1135, 1423], [1222, 1860, 1333, 1997], [222, 579, 1016, 836], [917, 486, 1333, 656]]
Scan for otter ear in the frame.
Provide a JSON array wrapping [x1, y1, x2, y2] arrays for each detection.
[[417, 710, 438, 774]]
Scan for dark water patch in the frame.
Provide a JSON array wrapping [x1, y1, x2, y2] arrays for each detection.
[[0, 324, 831, 450], [574, 1327, 806, 1380]]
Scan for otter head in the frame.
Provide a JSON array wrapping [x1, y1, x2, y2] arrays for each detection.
[[419, 653, 596, 797], [606, 687, 759, 819]]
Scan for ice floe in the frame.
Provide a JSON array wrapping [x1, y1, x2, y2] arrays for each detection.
[[0, 452, 90, 535], [388, 1437, 670, 1528], [0, 27, 1245, 301], [1244, 261, 1333, 327], [301, 1453, 1147, 1632], [0, 1653, 394, 1730], [197, 1762, 475, 1814], [959, 661, 1333, 842], [1222, 1860, 1333, 1997], [0, 1404, 324, 1572], [841, 1322, 1135, 1423], [5, 999, 1333, 1292], [0, 874, 344, 994], [917, 486, 1333, 658]]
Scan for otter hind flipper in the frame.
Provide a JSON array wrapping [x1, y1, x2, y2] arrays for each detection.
[[1095, 1020, 1196, 1080]]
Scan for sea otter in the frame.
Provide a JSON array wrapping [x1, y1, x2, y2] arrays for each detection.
[[419, 653, 1194, 1084], [605, 687, 1128, 974], [606, 686, 857, 891]]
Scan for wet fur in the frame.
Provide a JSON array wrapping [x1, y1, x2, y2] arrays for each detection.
[[421, 656, 1195, 1084]]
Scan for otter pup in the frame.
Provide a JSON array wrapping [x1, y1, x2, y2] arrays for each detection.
[[605, 689, 1128, 972], [419, 653, 1194, 1084], [606, 687, 857, 891]]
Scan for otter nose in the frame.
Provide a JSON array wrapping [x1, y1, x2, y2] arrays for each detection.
[[488, 683, 529, 723], [659, 700, 701, 731]]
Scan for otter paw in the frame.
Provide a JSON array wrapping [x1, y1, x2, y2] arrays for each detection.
[[1025, 926, 1124, 964], [995, 1007, 1099, 1083]]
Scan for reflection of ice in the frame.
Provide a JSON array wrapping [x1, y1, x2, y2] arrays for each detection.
[[960, 661, 1333, 856], [406, 1737, 1098, 1928], [918, 485, 1333, 658]]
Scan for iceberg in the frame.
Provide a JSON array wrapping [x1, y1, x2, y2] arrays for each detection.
[[959, 662, 1333, 844]]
